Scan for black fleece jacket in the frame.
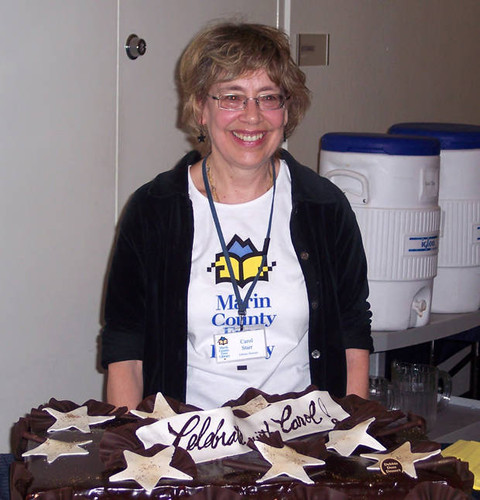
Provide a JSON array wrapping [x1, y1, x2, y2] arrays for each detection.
[[101, 149, 373, 401]]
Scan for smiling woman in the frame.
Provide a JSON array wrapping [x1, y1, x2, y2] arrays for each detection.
[[178, 22, 310, 146], [101, 22, 373, 412], [190, 70, 288, 201]]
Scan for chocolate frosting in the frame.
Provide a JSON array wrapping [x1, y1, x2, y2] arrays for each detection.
[[10, 387, 474, 499]]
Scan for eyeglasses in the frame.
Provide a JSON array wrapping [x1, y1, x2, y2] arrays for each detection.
[[208, 93, 288, 111]]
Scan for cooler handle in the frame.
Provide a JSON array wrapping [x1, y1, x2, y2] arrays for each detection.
[[324, 169, 369, 204]]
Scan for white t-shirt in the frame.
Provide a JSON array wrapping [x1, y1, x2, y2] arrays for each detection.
[[186, 160, 310, 408]]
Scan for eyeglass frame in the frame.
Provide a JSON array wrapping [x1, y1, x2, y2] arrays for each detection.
[[207, 93, 289, 111]]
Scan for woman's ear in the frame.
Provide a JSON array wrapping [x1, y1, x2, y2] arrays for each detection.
[[194, 97, 207, 126]]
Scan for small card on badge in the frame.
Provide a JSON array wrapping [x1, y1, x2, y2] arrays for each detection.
[[214, 328, 267, 363]]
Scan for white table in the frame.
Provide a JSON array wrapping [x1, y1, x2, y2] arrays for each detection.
[[429, 396, 480, 443], [370, 310, 480, 376]]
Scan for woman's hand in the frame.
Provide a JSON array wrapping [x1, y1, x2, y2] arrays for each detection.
[[106, 359, 143, 409]]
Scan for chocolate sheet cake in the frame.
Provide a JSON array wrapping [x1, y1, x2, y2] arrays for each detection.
[[10, 386, 474, 499]]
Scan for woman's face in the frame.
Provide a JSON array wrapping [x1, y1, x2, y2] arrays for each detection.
[[200, 69, 288, 171]]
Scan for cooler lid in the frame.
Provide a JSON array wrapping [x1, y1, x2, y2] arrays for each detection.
[[389, 123, 480, 150], [320, 132, 440, 156]]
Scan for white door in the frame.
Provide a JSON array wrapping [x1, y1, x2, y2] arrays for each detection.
[[0, 1, 284, 452], [117, 0, 281, 211], [0, 1, 117, 450]]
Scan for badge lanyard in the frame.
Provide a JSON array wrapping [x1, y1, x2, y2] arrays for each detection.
[[202, 156, 277, 330]]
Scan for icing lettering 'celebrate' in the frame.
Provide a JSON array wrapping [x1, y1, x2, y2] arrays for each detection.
[[136, 391, 349, 463]]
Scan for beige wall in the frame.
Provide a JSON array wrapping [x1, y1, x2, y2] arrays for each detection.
[[288, 0, 480, 170]]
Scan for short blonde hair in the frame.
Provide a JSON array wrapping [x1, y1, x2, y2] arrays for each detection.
[[177, 22, 311, 148]]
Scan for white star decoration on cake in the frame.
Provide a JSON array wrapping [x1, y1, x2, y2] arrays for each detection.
[[109, 447, 193, 493], [326, 417, 386, 456], [22, 438, 92, 463], [130, 393, 177, 420], [361, 441, 441, 479], [255, 442, 325, 485], [44, 406, 115, 433]]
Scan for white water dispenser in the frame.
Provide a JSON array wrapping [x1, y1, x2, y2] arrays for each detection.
[[389, 123, 480, 313], [320, 133, 441, 330]]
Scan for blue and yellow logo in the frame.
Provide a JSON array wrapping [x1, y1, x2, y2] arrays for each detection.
[[207, 235, 275, 288]]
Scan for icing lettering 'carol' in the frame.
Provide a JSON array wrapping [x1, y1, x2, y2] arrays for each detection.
[[186, 161, 310, 409], [136, 390, 349, 464]]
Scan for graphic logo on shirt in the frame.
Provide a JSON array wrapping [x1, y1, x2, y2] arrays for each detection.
[[207, 234, 276, 288]]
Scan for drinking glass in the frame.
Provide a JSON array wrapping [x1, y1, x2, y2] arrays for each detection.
[[369, 375, 393, 409], [391, 360, 451, 431]]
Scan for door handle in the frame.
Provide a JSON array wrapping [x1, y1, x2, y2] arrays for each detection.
[[125, 34, 147, 60]]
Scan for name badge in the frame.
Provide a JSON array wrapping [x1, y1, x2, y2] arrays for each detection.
[[214, 328, 267, 363]]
